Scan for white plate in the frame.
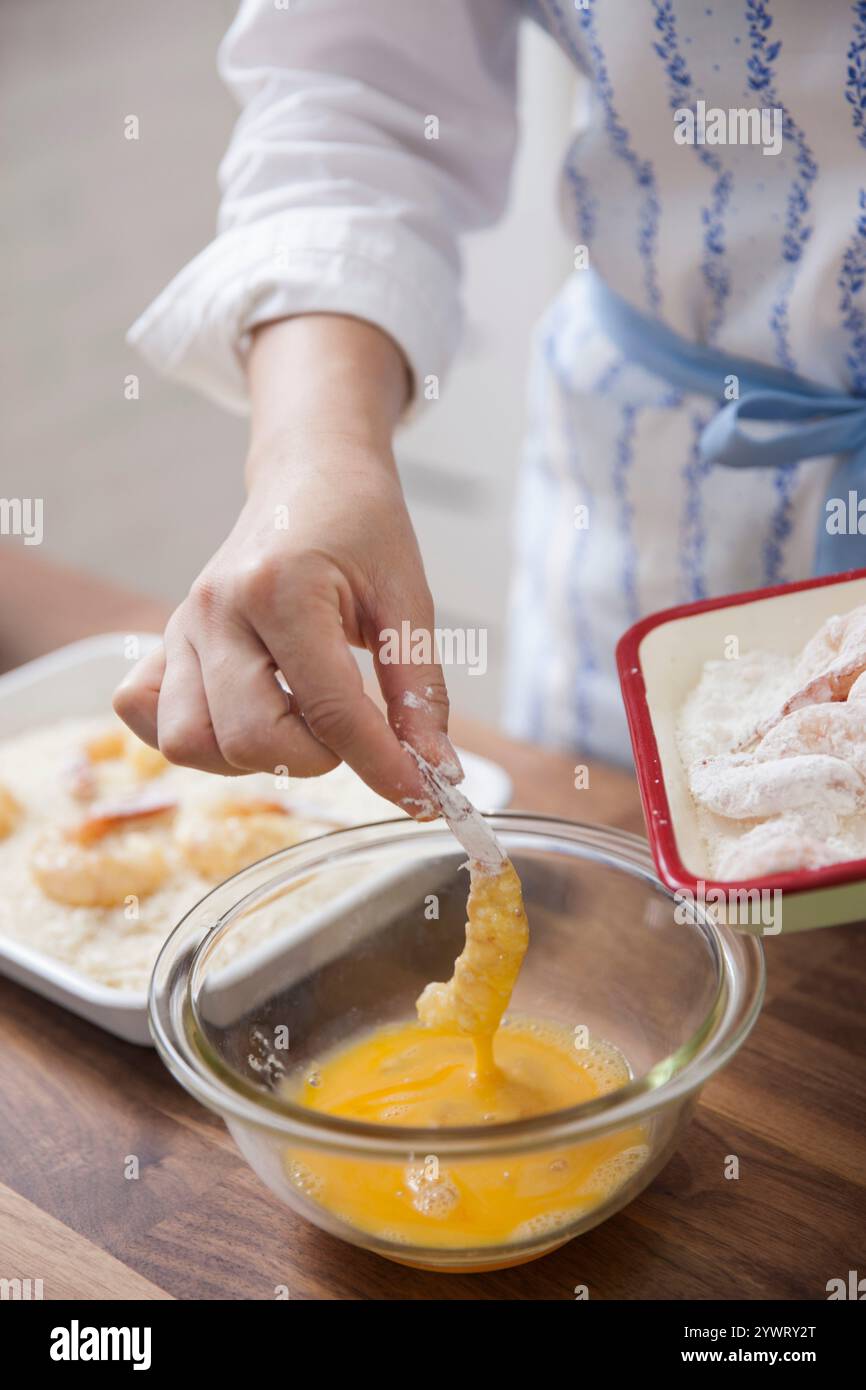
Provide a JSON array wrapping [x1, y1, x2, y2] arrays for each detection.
[[0, 633, 512, 1044]]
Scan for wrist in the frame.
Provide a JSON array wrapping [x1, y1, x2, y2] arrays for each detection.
[[244, 427, 400, 503], [245, 314, 410, 485]]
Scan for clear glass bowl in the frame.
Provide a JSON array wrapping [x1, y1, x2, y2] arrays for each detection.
[[149, 816, 765, 1272]]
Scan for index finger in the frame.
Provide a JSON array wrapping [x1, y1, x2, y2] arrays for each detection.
[[256, 593, 438, 816]]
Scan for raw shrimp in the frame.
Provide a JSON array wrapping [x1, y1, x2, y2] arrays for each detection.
[[30, 795, 176, 908], [416, 858, 529, 1074], [754, 701, 866, 781], [689, 751, 865, 820], [175, 799, 317, 880], [0, 785, 22, 840], [741, 605, 866, 747]]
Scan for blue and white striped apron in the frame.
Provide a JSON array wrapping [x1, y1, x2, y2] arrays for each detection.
[[505, 0, 866, 765]]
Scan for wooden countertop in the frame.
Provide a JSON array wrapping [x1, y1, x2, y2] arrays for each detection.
[[0, 550, 863, 1301]]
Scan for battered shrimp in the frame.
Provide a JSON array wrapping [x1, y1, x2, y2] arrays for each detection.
[[754, 701, 866, 781], [175, 799, 316, 880], [73, 792, 177, 844], [30, 795, 175, 908], [0, 784, 22, 840], [795, 604, 866, 691], [689, 751, 865, 819], [684, 602, 866, 878], [66, 757, 99, 803], [741, 605, 866, 747], [416, 858, 529, 1076], [123, 735, 168, 780], [68, 724, 168, 801], [84, 728, 126, 762]]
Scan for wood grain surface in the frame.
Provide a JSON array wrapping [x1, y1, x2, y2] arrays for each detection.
[[0, 551, 863, 1301]]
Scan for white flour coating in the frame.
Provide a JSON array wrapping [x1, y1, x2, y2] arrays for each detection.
[[401, 690, 429, 711], [402, 742, 505, 873], [398, 792, 437, 819], [677, 607, 866, 878], [0, 716, 402, 990]]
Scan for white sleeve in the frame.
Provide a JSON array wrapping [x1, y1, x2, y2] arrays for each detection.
[[128, 0, 520, 414]]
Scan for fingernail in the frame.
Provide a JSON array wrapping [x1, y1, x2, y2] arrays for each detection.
[[400, 794, 438, 822], [433, 734, 464, 785]]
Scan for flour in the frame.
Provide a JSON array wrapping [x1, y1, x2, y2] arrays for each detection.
[[676, 609, 866, 878]]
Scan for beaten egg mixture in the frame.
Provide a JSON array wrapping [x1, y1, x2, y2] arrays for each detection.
[[288, 857, 647, 1252]]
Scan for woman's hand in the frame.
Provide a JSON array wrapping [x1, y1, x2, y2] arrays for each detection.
[[113, 314, 460, 813]]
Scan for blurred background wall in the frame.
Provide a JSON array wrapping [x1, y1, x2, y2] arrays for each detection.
[[2, 0, 576, 724]]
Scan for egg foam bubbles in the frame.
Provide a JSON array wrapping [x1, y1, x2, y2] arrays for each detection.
[[285, 1016, 648, 1251]]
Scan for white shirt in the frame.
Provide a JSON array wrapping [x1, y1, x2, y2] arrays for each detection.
[[129, 0, 521, 410]]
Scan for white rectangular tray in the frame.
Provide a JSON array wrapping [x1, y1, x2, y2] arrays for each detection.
[[0, 634, 512, 1044]]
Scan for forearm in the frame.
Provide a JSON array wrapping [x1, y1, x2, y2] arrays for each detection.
[[116, 308, 452, 806], [245, 314, 412, 490]]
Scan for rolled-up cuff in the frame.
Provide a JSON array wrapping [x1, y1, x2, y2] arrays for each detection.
[[127, 210, 461, 417]]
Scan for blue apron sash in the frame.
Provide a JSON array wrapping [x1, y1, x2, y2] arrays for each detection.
[[586, 272, 866, 575]]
